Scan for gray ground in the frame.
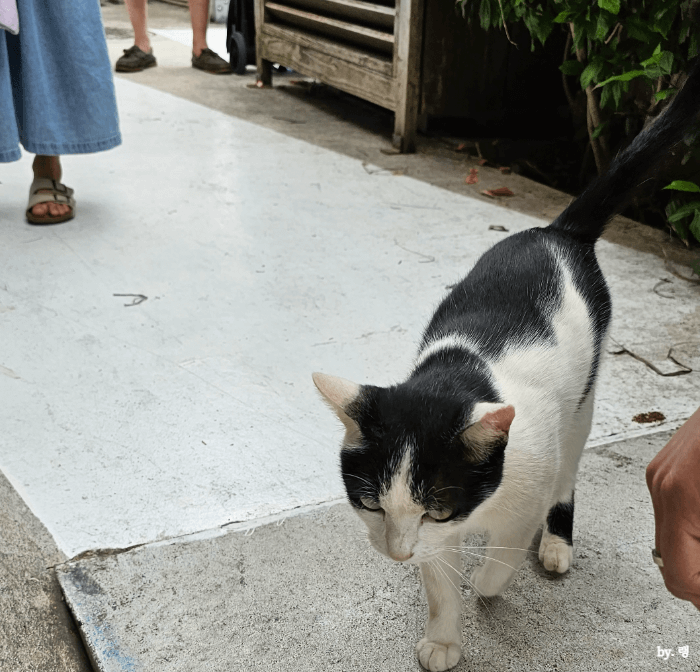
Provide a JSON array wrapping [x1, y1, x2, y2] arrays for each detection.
[[0, 471, 91, 672], [58, 431, 699, 672]]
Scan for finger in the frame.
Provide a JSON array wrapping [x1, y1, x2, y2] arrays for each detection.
[[658, 524, 700, 606]]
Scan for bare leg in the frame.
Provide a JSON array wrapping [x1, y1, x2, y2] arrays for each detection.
[[31, 156, 71, 219], [416, 531, 462, 671], [189, 0, 209, 56], [123, 0, 151, 52]]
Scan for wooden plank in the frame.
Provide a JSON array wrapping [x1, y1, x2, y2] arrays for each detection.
[[283, 0, 395, 30], [262, 23, 393, 76], [392, 0, 424, 152], [255, 0, 273, 84], [258, 32, 397, 109], [265, 2, 394, 54]]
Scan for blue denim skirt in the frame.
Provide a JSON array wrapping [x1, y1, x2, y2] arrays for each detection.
[[0, 0, 121, 162]]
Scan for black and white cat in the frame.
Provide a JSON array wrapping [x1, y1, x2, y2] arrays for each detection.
[[314, 61, 700, 672]]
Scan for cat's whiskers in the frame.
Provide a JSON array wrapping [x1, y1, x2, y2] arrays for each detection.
[[444, 545, 538, 555], [434, 555, 495, 619], [440, 547, 519, 572]]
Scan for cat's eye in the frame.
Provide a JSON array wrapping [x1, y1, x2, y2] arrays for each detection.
[[424, 509, 452, 522], [359, 497, 382, 511]]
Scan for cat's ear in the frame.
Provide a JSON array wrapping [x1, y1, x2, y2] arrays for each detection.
[[312, 372, 363, 437], [460, 402, 515, 463]]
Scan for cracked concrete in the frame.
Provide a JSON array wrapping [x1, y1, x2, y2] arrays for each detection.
[[57, 431, 699, 672]]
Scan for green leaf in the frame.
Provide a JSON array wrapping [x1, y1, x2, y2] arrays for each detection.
[[657, 51, 674, 76], [598, 0, 620, 14], [627, 18, 653, 42], [612, 80, 622, 109], [654, 6, 676, 39], [666, 201, 700, 222], [596, 69, 647, 87], [591, 121, 608, 139], [663, 181, 700, 193], [672, 219, 690, 242], [581, 60, 605, 88], [689, 211, 700, 243], [560, 60, 584, 76], [594, 12, 612, 41], [691, 259, 700, 277], [655, 88, 675, 101], [479, 0, 492, 30], [641, 44, 663, 68], [554, 10, 571, 23], [690, 33, 699, 60]]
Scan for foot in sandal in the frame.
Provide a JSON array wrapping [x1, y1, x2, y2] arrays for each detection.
[[27, 155, 75, 225]]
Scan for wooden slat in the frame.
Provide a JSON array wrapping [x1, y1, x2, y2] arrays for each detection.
[[261, 22, 393, 76], [265, 2, 394, 54], [283, 0, 395, 30], [259, 32, 397, 109], [392, 0, 423, 152]]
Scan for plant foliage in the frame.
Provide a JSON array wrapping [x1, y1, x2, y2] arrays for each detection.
[[458, 0, 700, 258]]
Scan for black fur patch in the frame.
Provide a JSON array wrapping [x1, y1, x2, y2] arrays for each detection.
[[421, 229, 563, 360], [546, 495, 574, 545], [340, 355, 506, 520]]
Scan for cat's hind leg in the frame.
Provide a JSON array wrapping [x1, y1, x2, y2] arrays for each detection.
[[417, 531, 463, 671], [539, 390, 594, 573], [539, 495, 574, 573]]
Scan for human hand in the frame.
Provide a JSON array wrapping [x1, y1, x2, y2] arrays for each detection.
[[646, 406, 700, 610]]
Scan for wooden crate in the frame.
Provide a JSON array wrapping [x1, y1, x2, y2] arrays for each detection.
[[254, 0, 424, 153]]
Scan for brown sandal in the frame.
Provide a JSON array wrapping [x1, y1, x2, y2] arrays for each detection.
[[26, 178, 75, 225]]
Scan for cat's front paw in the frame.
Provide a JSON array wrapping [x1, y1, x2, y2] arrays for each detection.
[[416, 637, 461, 671], [538, 535, 573, 573]]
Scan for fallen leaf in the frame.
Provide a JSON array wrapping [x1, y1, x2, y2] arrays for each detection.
[[632, 411, 666, 423], [482, 187, 514, 198], [455, 143, 469, 152], [489, 225, 508, 232], [465, 168, 479, 185], [499, 166, 511, 175], [478, 158, 489, 166]]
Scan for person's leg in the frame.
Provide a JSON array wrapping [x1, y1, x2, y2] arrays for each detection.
[[189, 0, 231, 73], [124, 0, 151, 52], [189, 0, 209, 57], [30, 156, 71, 219]]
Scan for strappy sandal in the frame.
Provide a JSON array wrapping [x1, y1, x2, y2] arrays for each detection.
[[26, 178, 76, 225]]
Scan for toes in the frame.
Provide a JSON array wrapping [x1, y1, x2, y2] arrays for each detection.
[[31, 201, 71, 219], [48, 202, 69, 217], [416, 639, 461, 671], [540, 539, 573, 573]]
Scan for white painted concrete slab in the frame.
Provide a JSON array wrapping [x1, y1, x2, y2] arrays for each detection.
[[1, 77, 698, 558]]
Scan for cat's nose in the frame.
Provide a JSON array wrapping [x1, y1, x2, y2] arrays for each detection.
[[390, 551, 413, 562]]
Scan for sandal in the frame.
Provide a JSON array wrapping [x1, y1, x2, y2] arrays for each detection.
[[26, 178, 75, 225]]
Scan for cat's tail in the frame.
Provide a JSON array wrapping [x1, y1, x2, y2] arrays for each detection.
[[548, 57, 700, 244]]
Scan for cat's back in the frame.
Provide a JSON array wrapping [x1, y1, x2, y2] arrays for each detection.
[[418, 227, 610, 410], [422, 227, 605, 355]]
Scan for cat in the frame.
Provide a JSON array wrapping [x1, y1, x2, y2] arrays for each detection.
[[313, 59, 700, 672]]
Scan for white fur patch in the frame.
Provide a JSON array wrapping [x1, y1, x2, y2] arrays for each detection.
[[414, 333, 480, 368]]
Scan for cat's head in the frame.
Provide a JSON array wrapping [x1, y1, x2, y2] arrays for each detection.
[[313, 372, 514, 563]]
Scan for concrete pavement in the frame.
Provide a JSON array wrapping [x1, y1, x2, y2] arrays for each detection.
[[0, 470, 91, 672], [57, 431, 699, 672]]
